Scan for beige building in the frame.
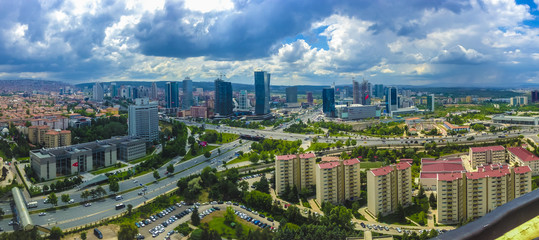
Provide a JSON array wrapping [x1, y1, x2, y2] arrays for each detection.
[[469, 146, 506, 168], [367, 162, 412, 217], [43, 129, 71, 148], [436, 164, 532, 224], [315, 158, 361, 204], [275, 153, 316, 196], [28, 125, 51, 145], [507, 147, 539, 176]]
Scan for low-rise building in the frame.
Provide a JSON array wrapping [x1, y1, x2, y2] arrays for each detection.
[[507, 147, 539, 176], [419, 158, 465, 190], [367, 162, 412, 217], [275, 153, 316, 196], [315, 158, 361, 204], [444, 121, 470, 132], [469, 146, 506, 168]]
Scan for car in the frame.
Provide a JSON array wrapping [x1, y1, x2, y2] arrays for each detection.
[[396, 227, 402, 233], [384, 226, 389, 231], [135, 222, 141, 228], [360, 222, 365, 228], [138, 192, 143, 195], [8, 221, 18, 225], [259, 214, 265, 218], [267, 218, 273, 222], [0, 227, 3, 232], [39, 212, 46, 216], [233, 202, 239, 206], [84, 203, 92, 207], [133, 180, 138, 183], [68, 199, 75, 204]]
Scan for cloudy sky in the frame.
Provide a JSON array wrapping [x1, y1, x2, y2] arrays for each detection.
[[0, 0, 538, 87]]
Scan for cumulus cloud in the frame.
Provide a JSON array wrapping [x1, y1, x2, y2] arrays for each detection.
[[432, 45, 487, 64]]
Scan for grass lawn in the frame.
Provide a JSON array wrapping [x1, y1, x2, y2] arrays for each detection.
[[130, 154, 153, 164], [218, 133, 239, 144], [226, 154, 250, 165], [183, 145, 218, 161], [201, 211, 259, 239], [360, 161, 383, 169], [90, 163, 127, 175]]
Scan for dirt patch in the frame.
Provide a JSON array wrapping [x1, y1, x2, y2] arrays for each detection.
[[201, 211, 225, 224], [61, 224, 120, 240]]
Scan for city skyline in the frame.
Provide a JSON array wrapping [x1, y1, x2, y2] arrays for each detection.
[[0, 0, 538, 87]]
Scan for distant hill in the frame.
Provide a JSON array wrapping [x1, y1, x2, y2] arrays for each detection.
[[0, 79, 73, 93]]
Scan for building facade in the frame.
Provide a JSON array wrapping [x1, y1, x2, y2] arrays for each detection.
[[322, 88, 335, 117], [275, 153, 316, 196], [385, 87, 398, 113], [306, 91, 313, 105], [214, 78, 233, 116], [128, 98, 159, 142], [286, 86, 298, 103], [469, 146, 506, 168], [507, 147, 539, 176], [315, 158, 361, 205], [367, 162, 412, 217], [92, 82, 104, 101], [165, 82, 179, 110], [254, 70, 271, 115], [182, 77, 193, 110]]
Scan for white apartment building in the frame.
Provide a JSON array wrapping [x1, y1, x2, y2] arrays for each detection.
[[128, 98, 159, 142], [469, 146, 506, 168]]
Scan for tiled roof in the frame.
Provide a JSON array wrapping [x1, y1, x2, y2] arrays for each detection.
[[437, 173, 463, 181], [276, 154, 296, 161], [421, 163, 465, 173], [507, 147, 539, 162], [396, 162, 412, 170], [470, 145, 505, 152], [514, 166, 532, 174], [370, 166, 394, 176], [420, 173, 438, 179], [321, 156, 339, 162], [299, 153, 316, 159], [343, 158, 360, 166], [319, 161, 340, 169]]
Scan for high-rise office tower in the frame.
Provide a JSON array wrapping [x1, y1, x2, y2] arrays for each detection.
[[110, 83, 117, 98], [322, 88, 335, 117], [307, 92, 313, 105], [165, 82, 179, 110], [361, 79, 371, 105], [128, 98, 159, 142], [374, 84, 384, 98], [214, 78, 233, 116], [237, 90, 251, 111], [531, 90, 539, 103], [353, 80, 360, 104], [150, 82, 158, 100], [182, 77, 193, 110], [286, 86, 298, 103], [92, 82, 104, 101], [254, 70, 271, 115], [427, 94, 435, 111], [385, 87, 398, 113]]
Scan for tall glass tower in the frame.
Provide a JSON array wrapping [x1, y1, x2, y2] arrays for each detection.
[[254, 70, 270, 115], [182, 77, 193, 110], [322, 88, 335, 117], [215, 78, 233, 116], [166, 82, 179, 110]]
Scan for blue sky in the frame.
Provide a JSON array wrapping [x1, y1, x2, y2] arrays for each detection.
[[0, 0, 538, 87]]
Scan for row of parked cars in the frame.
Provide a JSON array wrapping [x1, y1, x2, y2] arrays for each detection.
[[234, 210, 275, 231], [198, 206, 220, 219], [238, 173, 264, 181]]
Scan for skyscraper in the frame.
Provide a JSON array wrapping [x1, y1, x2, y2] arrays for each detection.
[[214, 78, 233, 116], [361, 79, 371, 105], [92, 82, 104, 101], [385, 87, 398, 113], [182, 77, 193, 110], [237, 90, 251, 111], [532, 90, 539, 103], [110, 83, 117, 98], [254, 70, 271, 115], [286, 86, 298, 103], [128, 98, 159, 142], [427, 94, 435, 111], [165, 82, 179, 111], [374, 84, 384, 98], [307, 92, 313, 105], [150, 82, 158, 100], [353, 80, 360, 104], [322, 88, 335, 117]]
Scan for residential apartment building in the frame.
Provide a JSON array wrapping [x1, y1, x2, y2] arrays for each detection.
[[28, 125, 51, 145], [469, 146, 506, 168], [367, 162, 412, 217], [43, 130, 71, 148], [436, 164, 532, 224], [507, 147, 539, 176], [315, 158, 361, 205], [128, 98, 159, 142], [275, 153, 316, 196]]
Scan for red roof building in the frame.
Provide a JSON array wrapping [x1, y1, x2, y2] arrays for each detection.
[[507, 147, 539, 176]]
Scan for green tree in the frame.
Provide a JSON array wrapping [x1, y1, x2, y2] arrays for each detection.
[[96, 186, 107, 196], [224, 206, 235, 225], [249, 154, 260, 164], [204, 151, 211, 158], [0, 208, 4, 217], [49, 226, 64, 240], [48, 192, 58, 206], [80, 232, 87, 240], [42, 184, 49, 192], [61, 194, 70, 204], [127, 204, 133, 215], [191, 207, 201, 226], [235, 222, 244, 238], [167, 164, 175, 174], [153, 170, 160, 180], [109, 179, 120, 193], [253, 175, 270, 194], [118, 223, 138, 240], [429, 193, 437, 209]]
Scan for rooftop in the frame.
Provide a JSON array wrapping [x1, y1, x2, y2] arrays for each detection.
[[319, 161, 340, 169], [470, 145, 505, 152], [437, 172, 463, 181], [507, 147, 539, 162], [514, 166, 532, 174], [321, 156, 339, 162], [395, 161, 412, 170], [299, 153, 316, 159], [421, 162, 465, 173], [276, 154, 296, 161], [343, 158, 360, 166], [370, 166, 394, 176]]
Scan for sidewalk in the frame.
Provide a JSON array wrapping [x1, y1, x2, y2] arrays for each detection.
[[358, 207, 377, 222]]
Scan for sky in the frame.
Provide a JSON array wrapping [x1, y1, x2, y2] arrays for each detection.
[[0, 0, 538, 87]]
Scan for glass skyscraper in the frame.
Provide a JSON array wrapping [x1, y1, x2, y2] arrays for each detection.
[[254, 70, 270, 115], [182, 77, 193, 110], [385, 86, 398, 113], [166, 82, 179, 110], [322, 88, 335, 117], [215, 78, 233, 116]]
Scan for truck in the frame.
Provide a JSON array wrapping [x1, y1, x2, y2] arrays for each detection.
[[27, 201, 38, 208]]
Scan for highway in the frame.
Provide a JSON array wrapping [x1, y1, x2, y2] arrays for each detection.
[[0, 139, 251, 231]]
